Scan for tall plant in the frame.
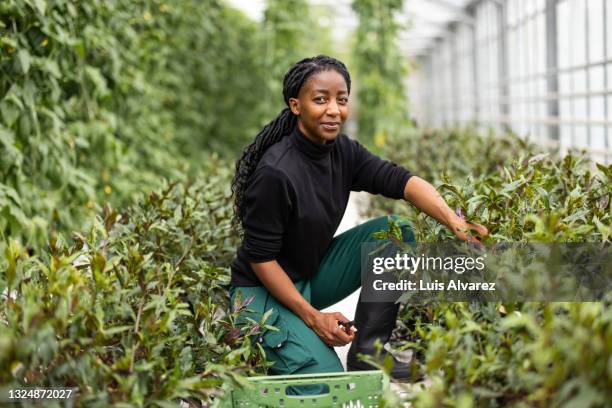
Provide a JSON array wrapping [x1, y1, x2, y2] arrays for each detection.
[[165, 1, 270, 155], [0, 0, 272, 251], [260, 0, 334, 118], [351, 0, 411, 147]]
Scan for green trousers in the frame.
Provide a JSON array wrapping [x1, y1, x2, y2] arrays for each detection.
[[230, 215, 414, 394]]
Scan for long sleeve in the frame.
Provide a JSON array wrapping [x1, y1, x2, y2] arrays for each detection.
[[242, 166, 293, 262], [349, 138, 413, 199], [230, 129, 412, 287]]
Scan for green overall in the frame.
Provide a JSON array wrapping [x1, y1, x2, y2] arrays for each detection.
[[230, 215, 414, 394]]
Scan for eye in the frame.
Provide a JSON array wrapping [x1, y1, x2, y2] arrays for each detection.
[[338, 97, 349, 105], [314, 97, 326, 104]]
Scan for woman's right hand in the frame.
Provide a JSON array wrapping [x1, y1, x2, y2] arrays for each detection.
[[306, 310, 355, 347]]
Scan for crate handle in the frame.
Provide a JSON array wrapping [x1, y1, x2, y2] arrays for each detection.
[[280, 383, 331, 398]]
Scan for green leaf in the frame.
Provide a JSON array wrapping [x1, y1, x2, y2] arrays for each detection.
[[32, 0, 46, 14], [16, 50, 31, 74], [103, 325, 133, 337], [0, 101, 20, 127], [593, 216, 610, 242]]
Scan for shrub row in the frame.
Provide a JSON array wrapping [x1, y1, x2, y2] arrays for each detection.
[[366, 127, 612, 407], [0, 0, 267, 251], [0, 159, 268, 407]]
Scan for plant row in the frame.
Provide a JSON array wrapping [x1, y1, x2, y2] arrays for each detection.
[[0, 160, 269, 407], [366, 127, 611, 407]]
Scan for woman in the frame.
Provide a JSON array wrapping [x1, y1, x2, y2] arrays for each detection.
[[229, 55, 487, 386]]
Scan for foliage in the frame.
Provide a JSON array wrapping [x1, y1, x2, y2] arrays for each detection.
[[369, 127, 611, 243], [0, 159, 269, 406], [259, 0, 334, 118], [164, 1, 269, 154], [404, 302, 612, 408], [351, 0, 411, 147], [0, 0, 273, 252], [366, 126, 612, 407], [378, 126, 539, 184], [4, 0, 610, 405]]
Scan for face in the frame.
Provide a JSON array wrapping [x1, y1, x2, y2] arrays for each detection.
[[288, 69, 349, 145]]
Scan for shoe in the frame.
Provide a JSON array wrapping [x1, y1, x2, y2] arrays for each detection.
[[346, 297, 422, 381]]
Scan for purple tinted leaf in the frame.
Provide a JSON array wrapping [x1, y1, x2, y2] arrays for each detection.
[[242, 294, 254, 308], [246, 324, 260, 337], [223, 327, 241, 345]]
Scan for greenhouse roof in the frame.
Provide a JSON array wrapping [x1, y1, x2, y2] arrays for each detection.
[[226, 0, 474, 58]]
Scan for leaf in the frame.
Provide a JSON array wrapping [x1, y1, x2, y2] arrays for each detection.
[[593, 216, 610, 242], [33, 0, 46, 14], [460, 320, 483, 334], [42, 59, 61, 78], [562, 380, 605, 408], [499, 313, 539, 336], [471, 387, 502, 398], [0, 101, 20, 127], [260, 308, 274, 325], [102, 325, 132, 337], [84, 66, 109, 96], [16, 50, 31, 74]]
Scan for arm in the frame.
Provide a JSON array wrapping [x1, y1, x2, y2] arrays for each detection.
[[403, 176, 488, 242], [251, 260, 354, 347]]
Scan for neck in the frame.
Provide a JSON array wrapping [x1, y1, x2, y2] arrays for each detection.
[[297, 122, 325, 145]]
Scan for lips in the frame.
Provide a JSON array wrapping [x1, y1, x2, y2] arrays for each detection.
[[321, 122, 340, 130]]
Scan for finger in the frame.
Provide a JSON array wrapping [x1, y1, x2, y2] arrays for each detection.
[[333, 312, 350, 323], [330, 339, 344, 347], [330, 317, 339, 331], [338, 333, 354, 347], [335, 328, 352, 344], [468, 222, 489, 236]]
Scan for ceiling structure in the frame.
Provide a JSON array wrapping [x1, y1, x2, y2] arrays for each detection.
[[225, 0, 474, 58]]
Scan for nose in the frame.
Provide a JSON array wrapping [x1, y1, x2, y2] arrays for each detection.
[[326, 100, 340, 116]]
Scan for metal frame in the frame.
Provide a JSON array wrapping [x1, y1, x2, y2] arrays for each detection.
[[414, 0, 612, 162]]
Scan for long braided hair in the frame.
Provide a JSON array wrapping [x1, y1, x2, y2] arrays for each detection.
[[232, 55, 351, 226]]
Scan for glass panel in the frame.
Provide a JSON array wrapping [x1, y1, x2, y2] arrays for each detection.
[[588, 0, 604, 63], [557, 0, 571, 69]]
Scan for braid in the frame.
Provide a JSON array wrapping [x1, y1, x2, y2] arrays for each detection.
[[232, 55, 351, 226]]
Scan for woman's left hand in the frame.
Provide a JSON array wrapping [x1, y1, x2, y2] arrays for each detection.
[[450, 218, 489, 246], [403, 177, 489, 246]]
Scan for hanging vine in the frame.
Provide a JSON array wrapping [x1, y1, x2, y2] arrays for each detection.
[[351, 0, 411, 147]]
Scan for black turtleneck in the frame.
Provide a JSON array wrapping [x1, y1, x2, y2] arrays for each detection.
[[230, 127, 413, 287]]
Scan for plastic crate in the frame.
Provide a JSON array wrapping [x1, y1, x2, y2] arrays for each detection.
[[218, 370, 389, 408]]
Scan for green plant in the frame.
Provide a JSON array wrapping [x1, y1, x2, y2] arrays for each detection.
[[0, 0, 277, 252], [351, 0, 411, 148], [366, 126, 612, 407], [0, 160, 268, 406]]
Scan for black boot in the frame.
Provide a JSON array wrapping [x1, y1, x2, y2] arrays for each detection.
[[346, 298, 421, 381]]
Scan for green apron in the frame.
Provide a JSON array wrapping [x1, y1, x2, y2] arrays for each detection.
[[230, 215, 414, 394]]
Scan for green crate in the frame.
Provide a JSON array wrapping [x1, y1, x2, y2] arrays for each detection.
[[218, 370, 389, 407]]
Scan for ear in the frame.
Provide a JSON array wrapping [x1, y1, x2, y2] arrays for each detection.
[[288, 97, 300, 115]]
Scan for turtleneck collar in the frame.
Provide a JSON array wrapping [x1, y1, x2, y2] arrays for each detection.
[[289, 126, 336, 160]]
